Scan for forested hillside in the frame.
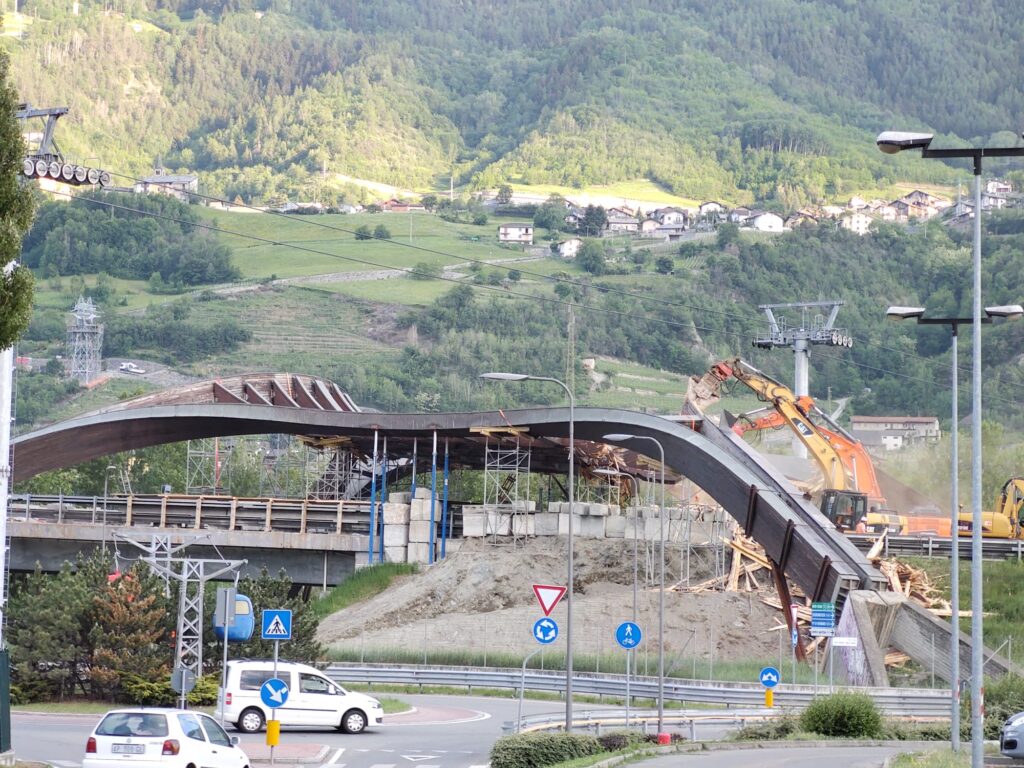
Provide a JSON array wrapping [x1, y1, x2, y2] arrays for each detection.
[[7, 0, 1024, 206]]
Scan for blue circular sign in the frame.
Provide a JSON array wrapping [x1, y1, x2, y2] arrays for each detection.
[[759, 666, 780, 688], [260, 677, 289, 708], [533, 617, 559, 644], [615, 621, 642, 649]]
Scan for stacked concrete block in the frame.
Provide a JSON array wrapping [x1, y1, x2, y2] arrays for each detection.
[[409, 520, 434, 545], [383, 524, 409, 547], [407, 542, 432, 564], [382, 502, 410, 524], [534, 512, 560, 536], [604, 516, 627, 538], [486, 511, 512, 535], [462, 511, 488, 537], [388, 491, 412, 504], [384, 546, 407, 563], [511, 513, 535, 537], [577, 515, 606, 538], [409, 496, 439, 521], [588, 503, 609, 517]]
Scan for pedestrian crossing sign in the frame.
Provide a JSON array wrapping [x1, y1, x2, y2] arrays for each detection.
[[261, 609, 293, 640]]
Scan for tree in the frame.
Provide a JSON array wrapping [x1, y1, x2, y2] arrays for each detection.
[[373, 224, 392, 240], [579, 205, 607, 237], [534, 196, 566, 232], [654, 255, 675, 274], [496, 184, 513, 205], [354, 225, 373, 240], [507, 269, 521, 283], [0, 51, 36, 349], [577, 242, 607, 275]]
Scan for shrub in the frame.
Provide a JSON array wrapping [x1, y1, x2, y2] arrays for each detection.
[[800, 692, 882, 738], [982, 674, 1024, 739], [732, 713, 800, 740], [490, 732, 602, 768], [121, 674, 220, 707], [596, 729, 646, 751]]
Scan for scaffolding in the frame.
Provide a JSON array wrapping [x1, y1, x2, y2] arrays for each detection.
[[300, 437, 356, 500], [477, 428, 532, 544], [185, 438, 231, 495], [259, 434, 305, 498], [66, 296, 102, 385]]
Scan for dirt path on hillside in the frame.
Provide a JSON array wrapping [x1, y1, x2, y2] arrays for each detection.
[[317, 538, 786, 665]]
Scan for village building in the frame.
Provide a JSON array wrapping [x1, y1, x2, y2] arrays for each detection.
[[554, 237, 583, 258], [498, 223, 534, 245], [851, 416, 941, 452], [839, 211, 875, 236], [133, 168, 198, 203]]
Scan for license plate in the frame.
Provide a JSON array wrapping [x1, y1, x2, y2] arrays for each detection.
[[112, 744, 145, 755]]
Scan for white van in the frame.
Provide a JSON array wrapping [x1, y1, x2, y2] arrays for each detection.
[[215, 660, 383, 734]]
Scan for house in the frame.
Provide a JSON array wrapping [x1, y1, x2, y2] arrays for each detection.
[[728, 207, 752, 224], [784, 212, 817, 229], [554, 237, 583, 258], [380, 199, 425, 213], [848, 196, 868, 210], [839, 211, 875, 236], [133, 168, 198, 202], [850, 415, 941, 451], [747, 212, 784, 232], [652, 207, 689, 227], [638, 218, 660, 235], [987, 179, 1013, 196], [890, 199, 935, 221], [900, 189, 944, 207], [498, 223, 534, 245], [820, 205, 845, 218], [698, 201, 725, 218], [605, 207, 639, 234]]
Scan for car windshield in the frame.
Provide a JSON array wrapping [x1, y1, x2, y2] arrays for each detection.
[[96, 713, 169, 737]]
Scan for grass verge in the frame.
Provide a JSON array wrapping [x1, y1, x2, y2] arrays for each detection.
[[311, 563, 419, 620]]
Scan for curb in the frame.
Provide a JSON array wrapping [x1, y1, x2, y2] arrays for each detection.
[[248, 745, 332, 765], [588, 739, 951, 768]]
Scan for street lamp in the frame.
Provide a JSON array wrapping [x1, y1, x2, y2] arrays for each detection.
[[102, 465, 117, 555], [886, 304, 1023, 751], [603, 433, 667, 737], [479, 371, 575, 732], [878, 131, 1024, 767]]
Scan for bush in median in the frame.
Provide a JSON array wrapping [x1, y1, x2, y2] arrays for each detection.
[[800, 691, 882, 738], [490, 732, 602, 768]]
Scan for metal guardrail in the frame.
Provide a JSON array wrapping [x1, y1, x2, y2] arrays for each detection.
[[848, 533, 1024, 561], [322, 663, 951, 719], [512, 707, 775, 737]]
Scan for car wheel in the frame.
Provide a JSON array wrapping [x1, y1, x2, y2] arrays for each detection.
[[340, 709, 367, 734], [238, 708, 265, 733]]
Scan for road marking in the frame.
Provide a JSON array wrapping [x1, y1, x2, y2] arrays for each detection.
[[319, 747, 345, 767], [378, 710, 490, 727], [401, 756, 439, 762], [48, 761, 80, 768]]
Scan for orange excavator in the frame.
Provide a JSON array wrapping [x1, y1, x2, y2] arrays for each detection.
[[686, 358, 951, 535]]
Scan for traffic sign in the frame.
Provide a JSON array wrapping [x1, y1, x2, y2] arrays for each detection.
[[260, 678, 289, 708], [791, 628, 799, 647], [532, 585, 567, 617], [261, 609, 292, 640], [832, 636, 859, 648], [170, 667, 196, 694], [615, 621, 642, 649], [533, 617, 559, 644], [810, 626, 835, 638], [759, 666, 780, 688]]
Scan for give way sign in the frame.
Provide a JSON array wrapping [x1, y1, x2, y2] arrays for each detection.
[[533, 584, 567, 616]]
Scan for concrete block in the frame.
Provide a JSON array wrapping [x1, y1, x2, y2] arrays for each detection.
[[414, 487, 433, 500], [407, 542, 431, 564], [547, 502, 561, 513], [388, 492, 411, 504], [577, 515, 606, 538], [382, 503, 410, 524], [588, 503, 609, 517], [604, 516, 627, 538], [535, 513, 560, 536], [462, 512, 488, 537], [644, 518, 662, 540], [608, 505, 621, 517], [442, 538, 464, 556], [410, 498, 435, 521], [512, 500, 536, 513], [487, 512, 511, 536], [384, 546, 407, 563], [409, 520, 434, 543], [383, 524, 409, 547], [624, 518, 644, 540], [511, 514, 535, 537]]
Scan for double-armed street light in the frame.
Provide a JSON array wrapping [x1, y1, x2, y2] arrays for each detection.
[[886, 304, 1023, 751], [878, 126, 1024, 768], [479, 372, 575, 732], [602, 433, 667, 737]]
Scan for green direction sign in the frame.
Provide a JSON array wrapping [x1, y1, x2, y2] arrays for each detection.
[[811, 602, 835, 611]]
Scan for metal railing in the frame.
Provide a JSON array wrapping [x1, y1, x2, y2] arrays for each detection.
[[322, 663, 951, 720]]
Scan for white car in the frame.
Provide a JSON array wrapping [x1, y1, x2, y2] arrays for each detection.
[[216, 659, 383, 734], [1002, 711, 1024, 758], [119, 362, 146, 374], [84, 708, 249, 768]]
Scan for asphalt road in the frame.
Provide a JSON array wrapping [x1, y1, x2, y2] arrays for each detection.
[[12, 694, 560, 768]]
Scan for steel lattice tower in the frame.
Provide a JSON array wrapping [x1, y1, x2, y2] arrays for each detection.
[[66, 296, 103, 384]]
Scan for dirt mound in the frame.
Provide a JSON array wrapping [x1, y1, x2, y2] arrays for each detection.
[[317, 537, 785, 663]]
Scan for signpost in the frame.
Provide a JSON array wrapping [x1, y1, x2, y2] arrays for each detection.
[[532, 584, 566, 617], [811, 602, 837, 691], [759, 666, 780, 708], [615, 622, 642, 726], [170, 666, 196, 710], [261, 609, 292, 765], [215, 587, 236, 725], [533, 617, 559, 645]]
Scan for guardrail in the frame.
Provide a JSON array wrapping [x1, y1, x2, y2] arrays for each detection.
[[322, 663, 951, 720], [513, 707, 775, 737]]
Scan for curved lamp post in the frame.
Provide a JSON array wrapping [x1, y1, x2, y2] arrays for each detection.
[[878, 130, 1024, 767], [480, 372, 575, 732], [602, 432, 666, 736]]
